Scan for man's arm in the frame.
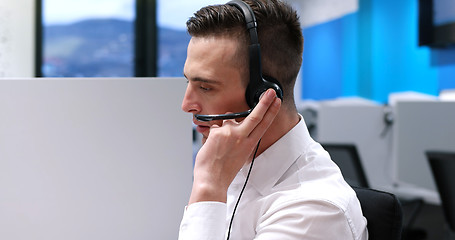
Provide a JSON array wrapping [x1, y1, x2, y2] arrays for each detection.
[[178, 89, 281, 240], [254, 200, 367, 240]]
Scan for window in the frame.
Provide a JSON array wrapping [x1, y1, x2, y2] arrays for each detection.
[[157, 0, 225, 77], [40, 0, 136, 77], [37, 0, 225, 78]]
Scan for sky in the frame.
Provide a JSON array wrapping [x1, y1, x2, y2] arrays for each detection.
[[158, 0, 225, 29], [44, 0, 225, 29], [43, 0, 362, 30]]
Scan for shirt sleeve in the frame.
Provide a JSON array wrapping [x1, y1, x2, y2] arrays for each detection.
[[178, 201, 228, 240], [254, 200, 368, 240]]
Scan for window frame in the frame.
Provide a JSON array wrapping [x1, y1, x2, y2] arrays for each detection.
[[35, 0, 157, 77]]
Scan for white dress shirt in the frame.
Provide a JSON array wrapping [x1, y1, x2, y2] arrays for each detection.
[[179, 117, 368, 240]]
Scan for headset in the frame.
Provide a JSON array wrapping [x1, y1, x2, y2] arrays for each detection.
[[195, 0, 283, 122]]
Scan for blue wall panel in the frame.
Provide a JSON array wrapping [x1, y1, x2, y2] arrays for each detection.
[[341, 13, 359, 97], [370, 0, 438, 102], [302, 19, 343, 100], [300, 0, 454, 103]]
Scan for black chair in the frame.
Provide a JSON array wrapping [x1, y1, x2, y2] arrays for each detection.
[[426, 151, 455, 239], [353, 186, 403, 240], [321, 143, 369, 188], [322, 143, 425, 238]]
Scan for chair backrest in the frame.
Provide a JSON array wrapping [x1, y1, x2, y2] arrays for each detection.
[[353, 187, 403, 240], [322, 143, 370, 188], [426, 151, 455, 232]]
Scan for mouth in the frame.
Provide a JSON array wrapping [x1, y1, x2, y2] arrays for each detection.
[[193, 119, 211, 134], [195, 125, 210, 134]]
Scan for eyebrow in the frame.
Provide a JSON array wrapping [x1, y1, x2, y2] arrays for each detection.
[[183, 73, 221, 85]]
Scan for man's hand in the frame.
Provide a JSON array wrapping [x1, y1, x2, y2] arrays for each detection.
[[189, 89, 281, 205]]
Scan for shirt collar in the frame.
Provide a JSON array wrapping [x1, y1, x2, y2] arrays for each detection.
[[239, 114, 313, 196]]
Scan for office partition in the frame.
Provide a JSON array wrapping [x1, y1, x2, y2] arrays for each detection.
[[0, 78, 192, 239]]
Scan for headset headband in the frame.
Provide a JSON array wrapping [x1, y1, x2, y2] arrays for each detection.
[[227, 0, 264, 108], [227, 0, 259, 45]]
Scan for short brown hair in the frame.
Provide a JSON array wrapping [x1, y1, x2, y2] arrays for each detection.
[[186, 0, 304, 106]]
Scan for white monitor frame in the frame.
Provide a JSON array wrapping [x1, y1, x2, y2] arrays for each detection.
[[0, 77, 193, 240]]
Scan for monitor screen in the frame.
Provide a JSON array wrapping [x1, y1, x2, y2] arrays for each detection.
[[419, 0, 455, 47]]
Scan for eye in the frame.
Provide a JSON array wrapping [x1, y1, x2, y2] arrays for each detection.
[[198, 83, 213, 91], [199, 85, 211, 91]]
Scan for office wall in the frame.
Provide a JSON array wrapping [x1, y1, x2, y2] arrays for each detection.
[[301, 0, 455, 103], [0, 0, 35, 77]]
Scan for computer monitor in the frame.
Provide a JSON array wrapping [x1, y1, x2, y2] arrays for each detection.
[[0, 77, 193, 240]]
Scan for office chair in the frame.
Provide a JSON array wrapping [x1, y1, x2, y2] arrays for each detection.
[[321, 143, 369, 188], [321, 143, 425, 239], [353, 186, 403, 240], [427, 151, 455, 240]]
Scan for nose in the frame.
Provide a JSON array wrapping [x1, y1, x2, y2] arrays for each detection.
[[181, 83, 200, 114]]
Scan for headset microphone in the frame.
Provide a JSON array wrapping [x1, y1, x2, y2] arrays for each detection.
[[194, 0, 283, 122], [195, 109, 252, 122]]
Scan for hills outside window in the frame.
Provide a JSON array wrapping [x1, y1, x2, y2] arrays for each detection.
[[42, 0, 135, 77]]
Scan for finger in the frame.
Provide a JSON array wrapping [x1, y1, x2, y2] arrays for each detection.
[[248, 96, 280, 140], [222, 112, 241, 126], [239, 89, 278, 135], [221, 112, 234, 124]]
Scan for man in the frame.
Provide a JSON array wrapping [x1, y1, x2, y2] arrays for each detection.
[[179, 0, 368, 239]]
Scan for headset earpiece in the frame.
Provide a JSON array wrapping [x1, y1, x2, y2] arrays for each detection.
[[246, 75, 283, 108], [262, 75, 283, 100]]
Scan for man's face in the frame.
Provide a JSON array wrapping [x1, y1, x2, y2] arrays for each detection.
[[182, 36, 249, 144]]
